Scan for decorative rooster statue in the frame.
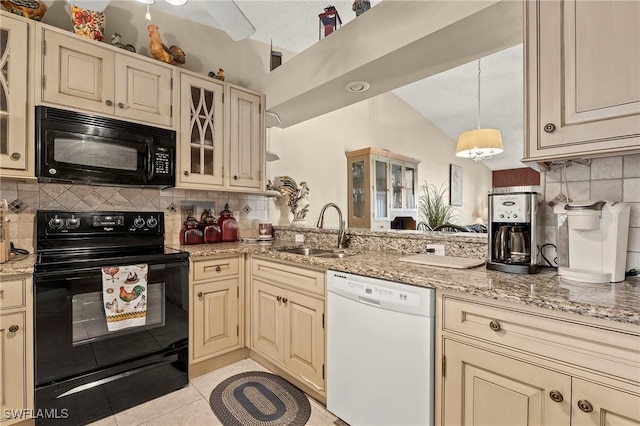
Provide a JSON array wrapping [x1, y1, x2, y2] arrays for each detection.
[[147, 24, 185, 65], [273, 176, 311, 223]]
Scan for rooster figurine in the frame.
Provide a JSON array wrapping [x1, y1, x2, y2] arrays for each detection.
[[147, 24, 185, 65], [119, 285, 146, 305]]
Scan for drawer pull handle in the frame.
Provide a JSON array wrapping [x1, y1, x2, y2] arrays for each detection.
[[197, 292, 203, 298], [276, 296, 282, 302], [577, 400, 593, 413], [282, 297, 288, 305], [216, 266, 221, 272], [549, 390, 564, 403], [489, 320, 501, 332], [8, 325, 19, 333], [544, 123, 556, 133]]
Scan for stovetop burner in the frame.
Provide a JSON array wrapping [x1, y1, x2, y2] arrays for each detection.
[[35, 210, 187, 273]]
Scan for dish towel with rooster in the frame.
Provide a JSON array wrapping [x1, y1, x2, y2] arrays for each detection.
[[102, 264, 148, 331]]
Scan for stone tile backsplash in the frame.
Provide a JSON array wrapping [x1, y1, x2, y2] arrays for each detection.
[[0, 181, 271, 252]]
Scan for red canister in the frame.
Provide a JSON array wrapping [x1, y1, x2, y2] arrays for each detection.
[[217, 203, 238, 242], [200, 209, 222, 243], [179, 215, 204, 245]]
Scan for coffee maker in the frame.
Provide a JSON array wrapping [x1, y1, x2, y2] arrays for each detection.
[[554, 200, 630, 283], [487, 192, 542, 274]]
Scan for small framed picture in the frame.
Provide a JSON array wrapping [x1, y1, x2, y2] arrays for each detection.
[[449, 164, 463, 206]]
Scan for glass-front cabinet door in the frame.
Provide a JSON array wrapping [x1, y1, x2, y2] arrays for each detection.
[[373, 157, 390, 224], [405, 164, 416, 209], [347, 155, 370, 229], [391, 162, 403, 210], [178, 73, 224, 188]]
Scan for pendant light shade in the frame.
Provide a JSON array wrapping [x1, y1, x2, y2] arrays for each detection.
[[456, 128, 503, 161], [456, 58, 503, 162]]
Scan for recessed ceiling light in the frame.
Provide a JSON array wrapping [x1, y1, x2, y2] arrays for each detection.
[[135, 0, 155, 4], [165, 0, 187, 5], [345, 81, 370, 93]]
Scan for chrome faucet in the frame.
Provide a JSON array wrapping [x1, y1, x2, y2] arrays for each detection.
[[316, 203, 348, 249]]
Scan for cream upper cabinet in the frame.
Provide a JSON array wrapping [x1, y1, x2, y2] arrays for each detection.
[[176, 73, 265, 192], [437, 292, 640, 426], [0, 12, 33, 177], [190, 255, 242, 363], [523, 0, 640, 163], [227, 84, 264, 191], [250, 257, 326, 395], [178, 73, 225, 188], [0, 275, 33, 426], [38, 27, 174, 127]]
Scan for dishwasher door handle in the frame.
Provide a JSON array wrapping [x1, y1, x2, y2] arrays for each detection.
[[358, 296, 381, 306]]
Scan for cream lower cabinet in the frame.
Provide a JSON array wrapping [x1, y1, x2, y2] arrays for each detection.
[[190, 255, 242, 363], [523, 0, 640, 163], [250, 257, 325, 394], [0, 275, 33, 426], [437, 292, 640, 426], [38, 26, 174, 127]]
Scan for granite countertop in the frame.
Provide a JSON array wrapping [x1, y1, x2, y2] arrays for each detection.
[[2, 243, 638, 325]]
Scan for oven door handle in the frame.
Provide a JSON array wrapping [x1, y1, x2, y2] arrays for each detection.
[[56, 354, 180, 399], [35, 259, 187, 281]]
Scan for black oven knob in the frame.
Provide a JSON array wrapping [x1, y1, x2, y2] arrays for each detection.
[[48, 215, 64, 229], [66, 216, 80, 229], [147, 217, 158, 228], [134, 216, 146, 228]]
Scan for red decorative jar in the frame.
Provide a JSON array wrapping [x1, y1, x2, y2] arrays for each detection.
[[179, 215, 203, 245], [200, 210, 221, 244], [217, 204, 238, 242]]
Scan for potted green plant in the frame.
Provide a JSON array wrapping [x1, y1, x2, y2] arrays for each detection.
[[418, 181, 459, 229]]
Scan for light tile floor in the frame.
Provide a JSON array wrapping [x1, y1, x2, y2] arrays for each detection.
[[90, 358, 339, 426]]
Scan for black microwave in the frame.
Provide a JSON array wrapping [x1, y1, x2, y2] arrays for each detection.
[[36, 106, 176, 188]]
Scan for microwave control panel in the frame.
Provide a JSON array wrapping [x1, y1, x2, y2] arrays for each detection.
[[153, 147, 172, 175]]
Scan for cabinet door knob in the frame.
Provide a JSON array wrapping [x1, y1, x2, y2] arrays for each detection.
[[215, 265, 221, 272], [10, 152, 20, 160], [489, 320, 501, 331], [233, 175, 239, 180], [106, 100, 113, 106], [276, 296, 282, 302], [184, 171, 190, 176], [8, 325, 19, 333], [197, 292, 203, 298], [549, 390, 564, 403], [577, 400, 593, 413], [117, 103, 126, 109], [544, 123, 556, 133], [282, 297, 288, 305]]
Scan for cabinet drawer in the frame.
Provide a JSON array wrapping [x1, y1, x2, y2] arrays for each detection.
[[252, 258, 325, 296], [192, 256, 240, 281], [0, 278, 26, 310], [442, 295, 640, 383]]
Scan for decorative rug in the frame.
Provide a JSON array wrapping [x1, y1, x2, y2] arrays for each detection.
[[209, 371, 311, 426]]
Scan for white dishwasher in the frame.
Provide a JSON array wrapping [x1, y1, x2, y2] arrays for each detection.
[[326, 270, 435, 426]]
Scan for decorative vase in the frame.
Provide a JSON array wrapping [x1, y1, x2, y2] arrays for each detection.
[[70, 4, 105, 41], [291, 219, 307, 228]]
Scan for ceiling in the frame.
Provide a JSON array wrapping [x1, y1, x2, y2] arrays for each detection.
[[131, 0, 526, 170]]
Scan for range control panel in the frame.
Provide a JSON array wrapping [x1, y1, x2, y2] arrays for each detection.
[[38, 211, 164, 235]]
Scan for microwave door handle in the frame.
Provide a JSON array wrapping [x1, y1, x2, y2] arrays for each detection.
[[146, 142, 154, 182]]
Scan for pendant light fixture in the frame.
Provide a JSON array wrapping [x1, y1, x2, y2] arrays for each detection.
[[456, 58, 503, 162]]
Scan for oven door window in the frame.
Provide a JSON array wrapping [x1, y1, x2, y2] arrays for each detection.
[[72, 282, 165, 346]]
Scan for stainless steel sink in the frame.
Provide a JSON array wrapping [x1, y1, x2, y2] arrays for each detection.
[[276, 247, 351, 258], [277, 247, 333, 256], [313, 252, 351, 259]]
